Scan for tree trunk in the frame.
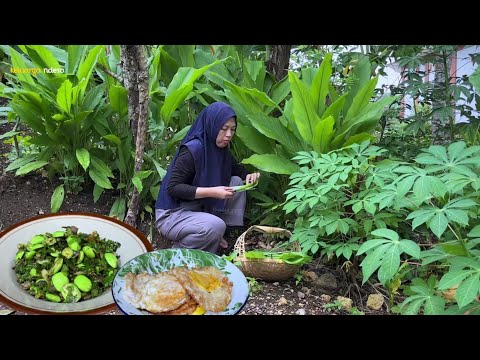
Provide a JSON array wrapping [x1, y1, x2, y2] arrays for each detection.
[[431, 51, 452, 145], [121, 46, 141, 143], [122, 45, 149, 227], [267, 45, 292, 81]]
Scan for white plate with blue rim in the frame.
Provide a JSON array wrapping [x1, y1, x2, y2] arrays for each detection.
[[112, 248, 249, 315]]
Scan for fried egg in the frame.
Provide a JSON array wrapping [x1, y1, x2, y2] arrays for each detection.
[[171, 266, 233, 313], [162, 293, 199, 315], [123, 272, 187, 314]]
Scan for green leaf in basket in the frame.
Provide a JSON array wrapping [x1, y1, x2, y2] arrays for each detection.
[[244, 250, 268, 259], [278, 252, 312, 265]]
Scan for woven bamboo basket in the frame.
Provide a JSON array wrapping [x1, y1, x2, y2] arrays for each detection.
[[233, 225, 301, 281]]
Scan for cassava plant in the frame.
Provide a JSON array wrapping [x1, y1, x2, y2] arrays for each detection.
[[284, 140, 480, 314]]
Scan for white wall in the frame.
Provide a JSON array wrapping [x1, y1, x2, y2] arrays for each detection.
[[455, 46, 479, 123]]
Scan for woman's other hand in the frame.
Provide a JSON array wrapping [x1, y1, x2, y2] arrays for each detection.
[[245, 172, 260, 185]]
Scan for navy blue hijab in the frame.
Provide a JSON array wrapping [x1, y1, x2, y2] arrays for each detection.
[[156, 102, 236, 212]]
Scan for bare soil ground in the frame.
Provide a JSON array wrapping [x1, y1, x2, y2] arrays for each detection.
[[0, 120, 389, 316]]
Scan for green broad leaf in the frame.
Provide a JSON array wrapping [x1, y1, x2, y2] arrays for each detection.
[[428, 176, 447, 198], [444, 209, 469, 226], [109, 84, 128, 117], [440, 243, 468, 256], [363, 201, 376, 215], [161, 61, 223, 124], [407, 209, 435, 230], [149, 157, 167, 180], [325, 221, 337, 235], [89, 168, 113, 189], [288, 71, 320, 144], [242, 154, 299, 175], [343, 246, 353, 260], [66, 45, 87, 74], [321, 93, 346, 125], [399, 240, 421, 258], [132, 176, 143, 193], [26, 45, 62, 71], [403, 297, 426, 315], [342, 132, 375, 148], [11, 101, 44, 133], [10, 48, 35, 87], [56, 79, 73, 113], [77, 45, 103, 99], [150, 185, 160, 200], [415, 154, 443, 165], [424, 144, 448, 163], [377, 245, 400, 284], [83, 83, 106, 111], [91, 156, 114, 178], [310, 53, 332, 116], [165, 45, 194, 67], [102, 134, 121, 146], [357, 239, 388, 255], [167, 125, 191, 150], [233, 181, 258, 192], [448, 198, 477, 209], [245, 250, 267, 259], [344, 77, 379, 123], [467, 225, 480, 238], [283, 201, 300, 214], [469, 66, 480, 93], [312, 115, 335, 153], [16, 161, 48, 176], [0, 130, 20, 140], [270, 76, 291, 106], [413, 175, 432, 200], [50, 184, 65, 213], [448, 141, 468, 162], [93, 184, 104, 203], [343, 56, 371, 114], [5, 154, 37, 172], [420, 248, 450, 266], [449, 257, 480, 271], [352, 201, 363, 214], [371, 228, 399, 241], [423, 296, 446, 315], [301, 67, 317, 87], [134, 170, 153, 180], [456, 275, 480, 309], [289, 71, 321, 144], [52, 114, 65, 121], [438, 270, 471, 290], [75, 148, 90, 171], [246, 113, 304, 154], [409, 285, 433, 297], [360, 243, 390, 284], [235, 125, 275, 155], [109, 198, 126, 221], [223, 81, 275, 123], [429, 212, 449, 238]]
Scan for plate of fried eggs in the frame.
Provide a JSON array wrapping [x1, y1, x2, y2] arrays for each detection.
[[112, 249, 249, 315]]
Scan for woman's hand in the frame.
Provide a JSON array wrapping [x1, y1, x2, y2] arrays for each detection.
[[210, 186, 235, 199], [245, 172, 260, 185]]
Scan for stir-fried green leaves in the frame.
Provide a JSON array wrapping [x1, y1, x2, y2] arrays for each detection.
[[14, 226, 121, 303]]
